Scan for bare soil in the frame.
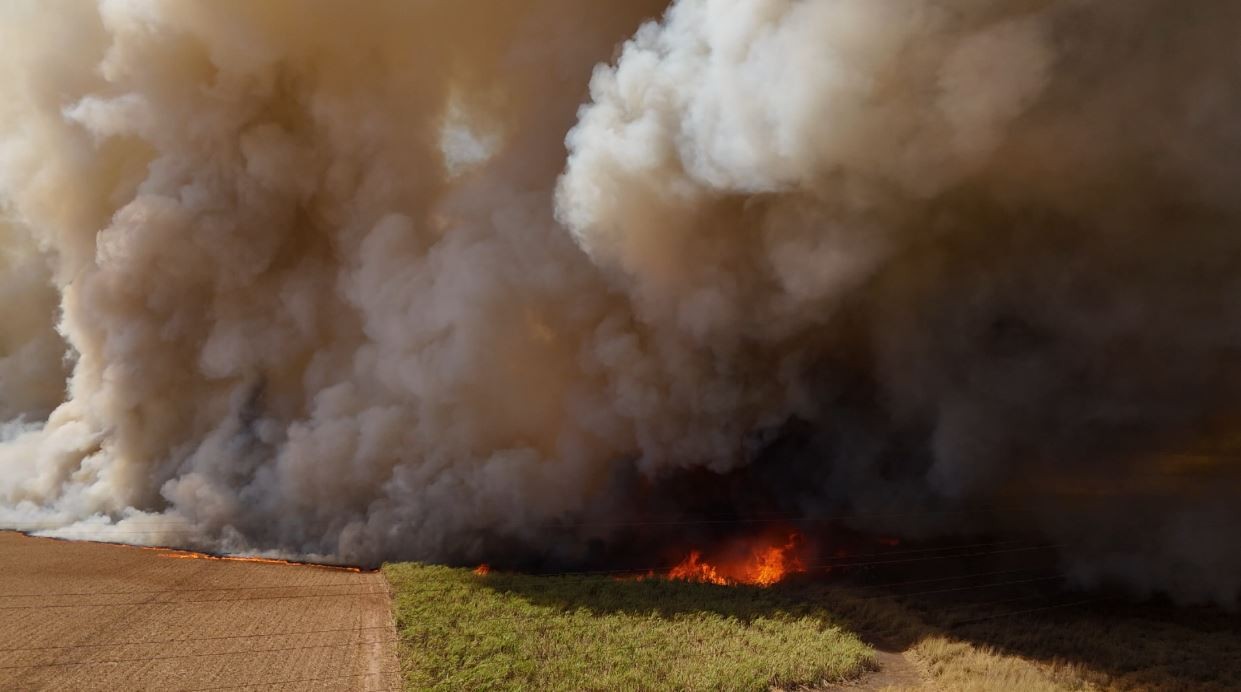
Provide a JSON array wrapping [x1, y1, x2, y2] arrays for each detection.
[[825, 652, 926, 691], [0, 532, 399, 691]]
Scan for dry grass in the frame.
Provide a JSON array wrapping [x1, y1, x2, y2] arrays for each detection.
[[906, 636, 1098, 692], [839, 587, 1241, 692], [922, 608, 1241, 692]]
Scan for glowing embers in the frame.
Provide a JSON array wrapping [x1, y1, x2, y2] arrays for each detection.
[[666, 533, 807, 587], [158, 549, 363, 572], [473, 563, 492, 575]]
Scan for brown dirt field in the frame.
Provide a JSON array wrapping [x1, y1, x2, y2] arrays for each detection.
[[0, 532, 400, 691]]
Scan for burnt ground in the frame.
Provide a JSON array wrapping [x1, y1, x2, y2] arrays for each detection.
[[0, 532, 399, 691]]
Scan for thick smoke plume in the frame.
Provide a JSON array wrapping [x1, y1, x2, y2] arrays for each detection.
[[2, 0, 1240, 605]]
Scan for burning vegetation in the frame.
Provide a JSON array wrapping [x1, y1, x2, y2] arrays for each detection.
[[667, 533, 808, 587]]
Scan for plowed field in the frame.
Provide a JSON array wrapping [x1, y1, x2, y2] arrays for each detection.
[[0, 532, 399, 691]]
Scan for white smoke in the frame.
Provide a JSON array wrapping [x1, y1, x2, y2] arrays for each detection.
[[0, 0, 673, 562], [2, 0, 1240, 605]]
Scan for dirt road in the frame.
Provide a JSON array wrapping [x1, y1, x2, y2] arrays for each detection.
[[0, 532, 400, 691]]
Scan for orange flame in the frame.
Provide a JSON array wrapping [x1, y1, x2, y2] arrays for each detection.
[[668, 551, 728, 585], [158, 550, 363, 572], [473, 563, 491, 575], [666, 533, 806, 587]]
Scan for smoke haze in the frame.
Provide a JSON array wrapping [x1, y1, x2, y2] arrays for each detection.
[[2, 0, 1240, 606]]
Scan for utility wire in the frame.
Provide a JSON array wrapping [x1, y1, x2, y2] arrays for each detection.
[[950, 597, 1112, 627]]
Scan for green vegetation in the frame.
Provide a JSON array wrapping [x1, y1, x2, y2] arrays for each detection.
[[383, 564, 874, 691], [385, 563, 1241, 692]]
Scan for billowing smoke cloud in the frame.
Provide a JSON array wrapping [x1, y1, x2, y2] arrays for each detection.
[[2, 0, 1240, 605]]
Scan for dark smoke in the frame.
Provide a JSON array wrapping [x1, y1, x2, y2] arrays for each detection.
[[1, 0, 1240, 606]]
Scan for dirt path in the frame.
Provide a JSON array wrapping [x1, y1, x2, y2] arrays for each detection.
[[0, 532, 400, 691], [821, 642, 929, 691]]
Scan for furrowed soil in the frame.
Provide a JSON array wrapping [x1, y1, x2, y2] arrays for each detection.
[[0, 532, 399, 691]]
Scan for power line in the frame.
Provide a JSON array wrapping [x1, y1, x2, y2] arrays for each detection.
[[875, 575, 1063, 601], [931, 593, 1064, 621], [800, 537, 1032, 562], [950, 597, 1112, 627], [851, 565, 1052, 591], [810, 543, 1062, 571]]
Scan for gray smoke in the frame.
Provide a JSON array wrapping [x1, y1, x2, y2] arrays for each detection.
[[1, 0, 1240, 605]]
